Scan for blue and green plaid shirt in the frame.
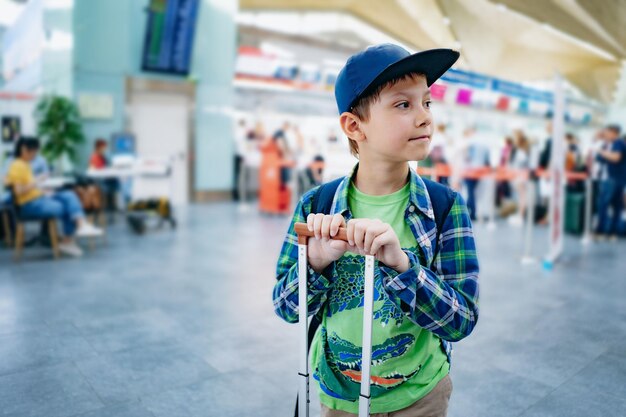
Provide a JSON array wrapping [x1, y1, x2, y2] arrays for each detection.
[[272, 165, 479, 363]]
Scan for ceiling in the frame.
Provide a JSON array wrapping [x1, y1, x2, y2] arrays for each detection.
[[0, 0, 25, 27], [240, 0, 626, 103]]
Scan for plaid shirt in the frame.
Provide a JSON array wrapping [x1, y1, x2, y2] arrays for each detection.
[[272, 165, 479, 363]]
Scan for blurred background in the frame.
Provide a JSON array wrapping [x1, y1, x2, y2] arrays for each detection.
[[0, 1, 625, 416]]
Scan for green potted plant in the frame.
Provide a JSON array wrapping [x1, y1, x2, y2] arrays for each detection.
[[34, 95, 85, 174]]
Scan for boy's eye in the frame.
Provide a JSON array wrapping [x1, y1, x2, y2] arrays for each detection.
[[395, 101, 410, 109], [424, 100, 432, 109]]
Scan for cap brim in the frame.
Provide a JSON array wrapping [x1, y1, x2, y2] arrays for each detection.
[[359, 48, 459, 104]]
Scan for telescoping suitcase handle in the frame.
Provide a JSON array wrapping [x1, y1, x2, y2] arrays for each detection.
[[294, 222, 375, 417], [294, 223, 349, 243]]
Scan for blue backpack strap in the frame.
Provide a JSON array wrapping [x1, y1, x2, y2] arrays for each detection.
[[421, 178, 456, 254], [311, 176, 455, 245], [311, 176, 344, 214]]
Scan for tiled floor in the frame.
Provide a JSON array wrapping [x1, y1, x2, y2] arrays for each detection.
[[0, 202, 625, 417]]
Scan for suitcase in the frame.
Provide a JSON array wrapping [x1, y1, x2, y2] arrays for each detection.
[[565, 192, 585, 235], [294, 222, 375, 417], [126, 198, 176, 235]]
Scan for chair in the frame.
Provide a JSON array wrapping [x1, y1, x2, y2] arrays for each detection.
[[0, 198, 12, 247], [6, 186, 60, 260], [73, 182, 107, 249]]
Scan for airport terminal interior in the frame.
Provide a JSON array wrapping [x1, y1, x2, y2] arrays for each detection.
[[1, 1, 626, 416]]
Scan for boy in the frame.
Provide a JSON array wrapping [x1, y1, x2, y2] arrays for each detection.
[[273, 44, 479, 417]]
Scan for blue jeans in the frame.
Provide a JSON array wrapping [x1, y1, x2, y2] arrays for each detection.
[[20, 190, 85, 236], [595, 179, 625, 235]]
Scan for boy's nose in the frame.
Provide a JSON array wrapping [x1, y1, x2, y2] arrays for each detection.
[[415, 111, 432, 128]]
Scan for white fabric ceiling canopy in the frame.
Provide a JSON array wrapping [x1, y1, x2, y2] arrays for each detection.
[[240, 0, 626, 102]]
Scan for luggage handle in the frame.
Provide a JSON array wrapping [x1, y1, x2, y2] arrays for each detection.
[[294, 222, 348, 243], [294, 221, 374, 417]]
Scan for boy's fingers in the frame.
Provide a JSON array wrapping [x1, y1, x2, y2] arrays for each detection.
[[363, 221, 384, 253], [321, 215, 333, 239], [306, 213, 315, 231], [370, 230, 391, 255], [328, 239, 347, 252], [353, 220, 366, 250], [347, 219, 356, 246], [369, 236, 381, 256], [363, 227, 380, 254], [345, 243, 360, 255], [330, 214, 344, 237], [313, 213, 325, 239]]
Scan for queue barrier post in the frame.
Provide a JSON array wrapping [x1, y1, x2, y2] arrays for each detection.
[[238, 160, 250, 213], [486, 170, 497, 231], [581, 176, 593, 245], [521, 175, 537, 265]]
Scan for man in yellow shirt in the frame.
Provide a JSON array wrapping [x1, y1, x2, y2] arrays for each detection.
[[5, 138, 103, 257]]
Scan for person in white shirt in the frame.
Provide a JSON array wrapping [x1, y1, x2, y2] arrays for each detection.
[[508, 130, 531, 226], [463, 127, 490, 220], [233, 119, 249, 201]]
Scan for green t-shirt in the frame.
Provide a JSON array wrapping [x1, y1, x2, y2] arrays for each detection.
[[311, 181, 449, 414]]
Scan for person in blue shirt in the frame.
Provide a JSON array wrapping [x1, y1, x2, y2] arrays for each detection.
[[30, 152, 50, 177], [594, 125, 626, 240]]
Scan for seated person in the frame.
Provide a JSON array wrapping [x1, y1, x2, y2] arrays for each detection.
[[89, 138, 121, 210], [89, 138, 109, 170], [4, 138, 103, 257], [30, 145, 50, 177], [1, 136, 50, 203], [307, 155, 325, 186], [3, 136, 50, 175]]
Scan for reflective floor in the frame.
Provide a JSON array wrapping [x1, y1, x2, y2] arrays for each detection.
[[0, 202, 625, 417]]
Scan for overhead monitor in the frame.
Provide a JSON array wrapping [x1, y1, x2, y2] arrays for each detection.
[[1, 116, 21, 143], [111, 132, 136, 156], [141, 0, 200, 76]]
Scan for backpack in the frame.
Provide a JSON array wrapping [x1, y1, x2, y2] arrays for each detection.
[[294, 175, 456, 416]]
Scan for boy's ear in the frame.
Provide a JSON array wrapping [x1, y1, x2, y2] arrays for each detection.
[[339, 112, 366, 143]]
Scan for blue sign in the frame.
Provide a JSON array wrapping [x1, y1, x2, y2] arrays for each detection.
[[492, 79, 553, 103], [440, 68, 554, 104], [440, 68, 490, 89]]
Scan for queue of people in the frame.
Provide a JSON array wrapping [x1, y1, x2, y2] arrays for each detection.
[[231, 115, 626, 240], [232, 119, 328, 214], [490, 123, 626, 239]]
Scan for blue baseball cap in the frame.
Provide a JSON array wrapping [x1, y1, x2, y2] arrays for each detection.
[[334, 44, 460, 114]]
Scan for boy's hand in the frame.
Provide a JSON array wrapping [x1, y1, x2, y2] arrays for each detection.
[[306, 213, 351, 273], [346, 219, 410, 273]]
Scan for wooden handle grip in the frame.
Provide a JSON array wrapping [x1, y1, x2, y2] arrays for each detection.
[[294, 222, 349, 244]]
